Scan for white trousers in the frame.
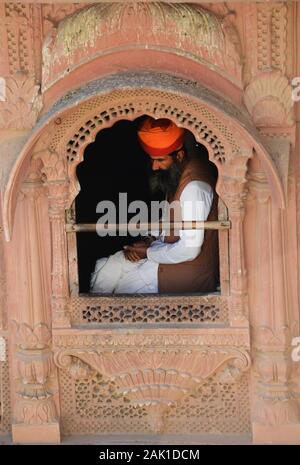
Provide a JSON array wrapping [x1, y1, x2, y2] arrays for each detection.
[[90, 251, 158, 294]]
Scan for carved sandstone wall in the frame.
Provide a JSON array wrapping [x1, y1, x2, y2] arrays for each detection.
[[0, 1, 299, 444]]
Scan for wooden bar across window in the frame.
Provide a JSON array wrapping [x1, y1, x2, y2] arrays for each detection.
[[65, 221, 230, 233]]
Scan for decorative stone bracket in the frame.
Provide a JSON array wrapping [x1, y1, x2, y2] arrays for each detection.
[[53, 328, 251, 433]]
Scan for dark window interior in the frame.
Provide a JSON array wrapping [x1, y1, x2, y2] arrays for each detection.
[[75, 117, 218, 293], [75, 118, 162, 292]]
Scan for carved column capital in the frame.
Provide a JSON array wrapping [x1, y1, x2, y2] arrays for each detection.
[[12, 315, 58, 436], [218, 151, 251, 212], [34, 146, 68, 184], [12, 321, 52, 351], [20, 181, 44, 202], [219, 179, 248, 214]]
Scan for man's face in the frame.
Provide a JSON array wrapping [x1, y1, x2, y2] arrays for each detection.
[[148, 149, 185, 197], [150, 155, 174, 171]]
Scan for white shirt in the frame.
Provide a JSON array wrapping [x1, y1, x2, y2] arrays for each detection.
[[133, 180, 214, 292]]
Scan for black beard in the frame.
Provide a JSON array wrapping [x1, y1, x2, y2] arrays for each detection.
[[149, 159, 182, 199]]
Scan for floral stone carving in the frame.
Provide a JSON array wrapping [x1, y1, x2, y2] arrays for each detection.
[[54, 345, 250, 433], [244, 71, 294, 128], [0, 73, 42, 130]]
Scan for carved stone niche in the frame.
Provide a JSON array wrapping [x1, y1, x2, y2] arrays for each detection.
[[244, 71, 295, 202], [54, 327, 251, 433], [15, 75, 255, 332], [244, 71, 294, 129], [42, 2, 242, 102]]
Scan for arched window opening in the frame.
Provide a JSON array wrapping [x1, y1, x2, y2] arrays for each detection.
[[66, 117, 225, 296], [74, 118, 163, 292]]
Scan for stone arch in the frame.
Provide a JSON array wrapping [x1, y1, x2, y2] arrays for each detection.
[[2, 72, 284, 243], [1, 71, 287, 333], [56, 90, 237, 208]]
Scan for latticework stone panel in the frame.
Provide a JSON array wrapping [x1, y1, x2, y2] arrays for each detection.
[[65, 99, 229, 165], [0, 337, 11, 434], [60, 371, 150, 434], [71, 295, 229, 325], [165, 374, 250, 434], [49, 83, 240, 161], [59, 370, 250, 436]]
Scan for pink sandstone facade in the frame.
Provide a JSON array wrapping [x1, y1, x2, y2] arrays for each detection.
[[0, 0, 299, 444]]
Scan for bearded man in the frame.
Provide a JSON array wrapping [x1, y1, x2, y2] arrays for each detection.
[[90, 117, 219, 294]]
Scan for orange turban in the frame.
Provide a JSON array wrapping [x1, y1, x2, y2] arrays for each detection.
[[138, 117, 185, 158]]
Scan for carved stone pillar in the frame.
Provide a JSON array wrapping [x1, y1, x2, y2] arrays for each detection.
[[0, 192, 10, 434], [218, 155, 250, 327], [47, 182, 71, 328], [11, 165, 60, 443], [37, 148, 71, 328], [0, 196, 6, 331], [247, 161, 300, 444]]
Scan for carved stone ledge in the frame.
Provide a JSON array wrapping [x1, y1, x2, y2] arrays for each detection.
[[52, 327, 250, 349]]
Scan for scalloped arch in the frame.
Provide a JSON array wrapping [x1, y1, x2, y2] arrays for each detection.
[[2, 72, 284, 241]]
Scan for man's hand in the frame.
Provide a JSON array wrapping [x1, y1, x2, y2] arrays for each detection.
[[123, 242, 150, 262]]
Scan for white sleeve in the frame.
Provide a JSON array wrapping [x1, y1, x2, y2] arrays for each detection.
[[147, 181, 214, 264]]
